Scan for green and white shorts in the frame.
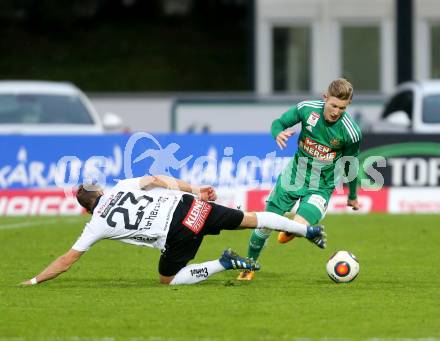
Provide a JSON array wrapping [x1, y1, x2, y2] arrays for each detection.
[[266, 179, 332, 225]]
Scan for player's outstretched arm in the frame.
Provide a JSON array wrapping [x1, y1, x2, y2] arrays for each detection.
[[342, 139, 361, 211], [21, 249, 84, 286], [140, 175, 217, 201]]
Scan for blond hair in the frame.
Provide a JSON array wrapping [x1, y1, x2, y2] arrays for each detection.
[[327, 78, 353, 101]]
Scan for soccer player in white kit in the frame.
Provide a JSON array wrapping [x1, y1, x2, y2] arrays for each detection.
[[22, 175, 326, 286]]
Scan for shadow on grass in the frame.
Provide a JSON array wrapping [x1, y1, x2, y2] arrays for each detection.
[[311, 277, 418, 289], [29, 274, 278, 289], [57, 277, 262, 288], [52, 277, 160, 288], [12, 270, 289, 290]]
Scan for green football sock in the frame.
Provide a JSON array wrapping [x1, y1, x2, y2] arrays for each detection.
[[247, 228, 271, 261]]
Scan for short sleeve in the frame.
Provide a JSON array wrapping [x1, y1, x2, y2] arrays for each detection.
[[71, 223, 103, 252], [341, 113, 362, 157]]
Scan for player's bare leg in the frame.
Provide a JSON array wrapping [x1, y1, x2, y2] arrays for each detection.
[[278, 214, 308, 243], [277, 214, 326, 248]]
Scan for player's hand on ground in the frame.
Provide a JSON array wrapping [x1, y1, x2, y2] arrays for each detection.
[[276, 130, 294, 149], [347, 199, 359, 211], [20, 280, 32, 286], [198, 186, 217, 202]]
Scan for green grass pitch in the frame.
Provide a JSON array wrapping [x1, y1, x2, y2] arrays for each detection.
[[1, 214, 439, 340]]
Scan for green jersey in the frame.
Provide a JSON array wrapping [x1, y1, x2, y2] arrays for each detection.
[[271, 100, 361, 198]]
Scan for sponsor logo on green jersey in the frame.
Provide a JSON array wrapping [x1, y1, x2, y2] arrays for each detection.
[[300, 137, 336, 161]]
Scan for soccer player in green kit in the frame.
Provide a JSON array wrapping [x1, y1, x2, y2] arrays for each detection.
[[238, 78, 361, 281]]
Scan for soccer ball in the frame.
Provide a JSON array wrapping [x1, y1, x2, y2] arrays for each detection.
[[326, 251, 359, 283]]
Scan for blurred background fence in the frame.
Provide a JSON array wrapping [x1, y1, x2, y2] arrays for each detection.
[[1, 0, 440, 215]]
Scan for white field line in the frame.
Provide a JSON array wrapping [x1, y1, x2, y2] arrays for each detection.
[[0, 216, 85, 230]]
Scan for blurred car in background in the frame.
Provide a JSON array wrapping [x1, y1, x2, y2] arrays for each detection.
[[373, 80, 440, 133], [0, 81, 123, 134]]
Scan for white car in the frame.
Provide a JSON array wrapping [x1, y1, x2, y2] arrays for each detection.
[[374, 80, 440, 133], [0, 81, 123, 134]]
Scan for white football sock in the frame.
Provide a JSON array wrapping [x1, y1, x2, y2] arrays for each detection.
[[255, 212, 307, 237], [169, 260, 225, 285]]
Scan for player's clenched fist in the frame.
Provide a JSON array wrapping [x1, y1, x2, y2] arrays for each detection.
[[198, 185, 217, 202]]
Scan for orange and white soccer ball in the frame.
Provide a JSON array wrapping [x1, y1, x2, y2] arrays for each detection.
[[326, 251, 360, 283]]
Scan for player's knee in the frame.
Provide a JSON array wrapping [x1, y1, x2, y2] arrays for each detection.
[[293, 214, 310, 225], [296, 207, 322, 225], [239, 212, 257, 228]]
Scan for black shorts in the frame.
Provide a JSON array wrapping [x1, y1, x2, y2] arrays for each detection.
[[158, 194, 244, 276]]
